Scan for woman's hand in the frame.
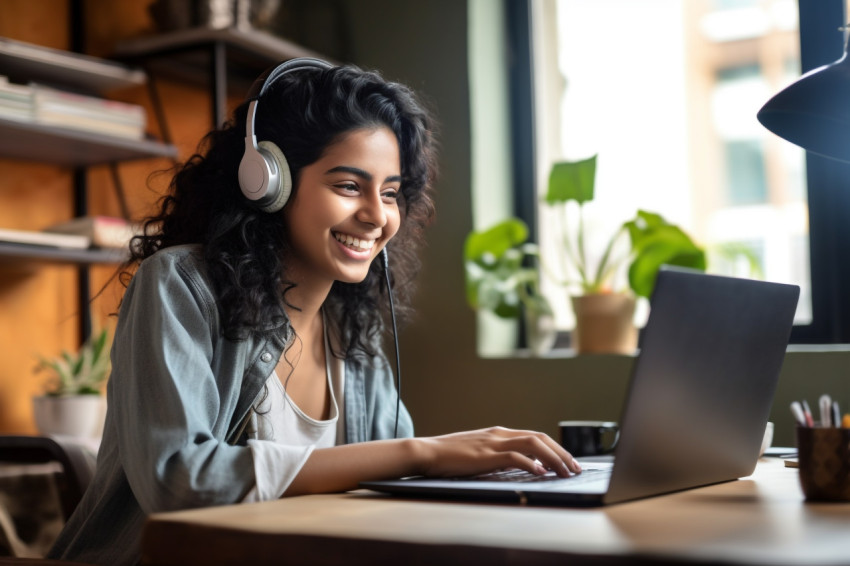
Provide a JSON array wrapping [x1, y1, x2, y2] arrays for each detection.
[[287, 426, 580, 496], [413, 426, 582, 479]]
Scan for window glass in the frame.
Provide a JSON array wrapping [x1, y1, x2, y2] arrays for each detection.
[[532, 0, 809, 330]]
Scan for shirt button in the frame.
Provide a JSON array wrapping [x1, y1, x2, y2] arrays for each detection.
[[260, 352, 273, 363]]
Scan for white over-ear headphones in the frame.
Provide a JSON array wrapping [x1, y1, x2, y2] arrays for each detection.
[[238, 57, 334, 213]]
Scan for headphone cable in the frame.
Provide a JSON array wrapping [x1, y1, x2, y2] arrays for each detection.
[[381, 248, 401, 439]]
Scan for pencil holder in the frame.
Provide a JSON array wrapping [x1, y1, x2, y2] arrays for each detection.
[[796, 426, 850, 502]]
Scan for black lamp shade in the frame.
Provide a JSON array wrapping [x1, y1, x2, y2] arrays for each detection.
[[758, 48, 850, 163]]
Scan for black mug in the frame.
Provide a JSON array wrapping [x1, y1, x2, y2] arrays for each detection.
[[559, 420, 619, 457]]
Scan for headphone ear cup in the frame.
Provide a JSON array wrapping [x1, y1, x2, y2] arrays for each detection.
[[256, 140, 293, 213], [240, 58, 332, 213]]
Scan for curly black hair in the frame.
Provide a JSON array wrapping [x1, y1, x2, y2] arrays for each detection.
[[122, 62, 438, 359]]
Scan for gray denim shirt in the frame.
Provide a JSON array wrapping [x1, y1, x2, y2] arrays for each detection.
[[48, 244, 412, 566]]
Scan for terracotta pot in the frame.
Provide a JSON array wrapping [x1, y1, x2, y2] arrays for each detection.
[[32, 395, 106, 439], [570, 293, 638, 355]]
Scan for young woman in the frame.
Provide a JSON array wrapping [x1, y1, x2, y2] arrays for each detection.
[[48, 59, 580, 566]]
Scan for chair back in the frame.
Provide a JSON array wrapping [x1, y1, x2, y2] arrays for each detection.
[[0, 436, 94, 521]]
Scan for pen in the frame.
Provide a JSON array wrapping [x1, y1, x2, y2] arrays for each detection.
[[790, 401, 807, 427], [820, 394, 833, 427], [802, 400, 815, 427]]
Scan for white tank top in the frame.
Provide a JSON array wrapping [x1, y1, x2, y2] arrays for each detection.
[[241, 314, 346, 502]]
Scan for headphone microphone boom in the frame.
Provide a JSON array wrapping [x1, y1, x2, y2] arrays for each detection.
[[238, 57, 334, 213]]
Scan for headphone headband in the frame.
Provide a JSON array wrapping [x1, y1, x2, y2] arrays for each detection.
[[256, 57, 334, 98]]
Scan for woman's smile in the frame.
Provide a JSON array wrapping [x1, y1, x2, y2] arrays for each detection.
[[332, 231, 377, 255]]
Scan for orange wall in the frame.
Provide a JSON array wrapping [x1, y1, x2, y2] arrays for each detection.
[[0, 0, 230, 432]]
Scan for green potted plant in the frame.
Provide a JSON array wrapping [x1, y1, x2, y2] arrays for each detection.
[[464, 218, 556, 355], [32, 327, 111, 438], [545, 155, 706, 354]]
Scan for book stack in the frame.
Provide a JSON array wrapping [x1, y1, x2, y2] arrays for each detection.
[[0, 75, 32, 121], [0, 227, 89, 249], [0, 75, 147, 140], [44, 216, 141, 249], [32, 84, 146, 139]]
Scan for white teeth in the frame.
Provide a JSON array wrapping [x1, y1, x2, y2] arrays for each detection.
[[335, 232, 375, 252]]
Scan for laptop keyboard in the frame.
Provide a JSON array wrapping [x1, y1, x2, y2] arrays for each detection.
[[468, 466, 609, 485]]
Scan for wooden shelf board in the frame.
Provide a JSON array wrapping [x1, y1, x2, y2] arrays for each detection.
[[114, 27, 328, 93], [0, 36, 146, 94], [0, 117, 177, 166], [115, 27, 321, 64], [0, 242, 127, 265]]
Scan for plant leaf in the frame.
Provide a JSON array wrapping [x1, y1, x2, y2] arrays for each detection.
[[92, 328, 108, 360], [710, 242, 764, 279], [545, 155, 597, 205], [464, 218, 529, 263], [35, 327, 112, 395], [627, 230, 707, 297], [522, 292, 553, 316], [463, 218, 552, 318]]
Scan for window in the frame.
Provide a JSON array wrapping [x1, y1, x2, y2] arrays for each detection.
[[510, 0, 850, 343]]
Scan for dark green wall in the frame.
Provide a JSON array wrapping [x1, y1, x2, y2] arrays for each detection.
[[337, 0, 850, 448]]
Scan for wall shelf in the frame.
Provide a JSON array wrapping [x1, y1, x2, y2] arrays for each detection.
[[115, 26, 318, 63], [114, 26, 321, 85], [0, 242, 126, 265], [0, 36, 175, 340], [114, 26, 327, 126], [0, 36, 145, 93], [0, 117, 177, 167]]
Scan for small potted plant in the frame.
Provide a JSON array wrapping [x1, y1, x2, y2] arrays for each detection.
[[545, 155, 706, 354], [32, 328, 111, 438], [464, 218, 556, 355]]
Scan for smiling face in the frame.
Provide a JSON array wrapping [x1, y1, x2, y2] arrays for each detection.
[[282, 126, 402, 289]]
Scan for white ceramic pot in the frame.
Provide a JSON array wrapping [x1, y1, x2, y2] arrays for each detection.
[[32, 395, 106, 439], [525, 309, 557, 356], [760, 421, 774, 457]]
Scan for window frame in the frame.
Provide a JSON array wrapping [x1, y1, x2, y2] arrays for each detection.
[[508, 0, 850, 344]]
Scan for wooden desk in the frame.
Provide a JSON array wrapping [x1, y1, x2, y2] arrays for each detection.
[[141, 459, 850, 566]]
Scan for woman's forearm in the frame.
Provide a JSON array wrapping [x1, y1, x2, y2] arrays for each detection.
[[284, 438, 421, 496], [283, 427, 581, 497]]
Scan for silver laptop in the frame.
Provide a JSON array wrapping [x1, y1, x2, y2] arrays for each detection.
[[361, 268, 800, 506]]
